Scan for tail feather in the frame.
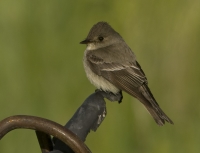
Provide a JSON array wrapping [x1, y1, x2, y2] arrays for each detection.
[[145, 104, 174, 126], [138, 84, 174, 126]]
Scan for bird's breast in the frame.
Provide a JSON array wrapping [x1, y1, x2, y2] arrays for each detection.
[[83, 50, 120, 94]]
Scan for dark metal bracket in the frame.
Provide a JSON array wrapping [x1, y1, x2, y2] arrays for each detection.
[[0, 91, 115, 153]]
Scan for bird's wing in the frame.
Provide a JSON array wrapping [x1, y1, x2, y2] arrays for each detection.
[[86, 47, 148, 96], [86, 47, 173, 125]]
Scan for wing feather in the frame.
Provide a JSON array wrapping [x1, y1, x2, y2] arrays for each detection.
[[86, 48, 173, 125]]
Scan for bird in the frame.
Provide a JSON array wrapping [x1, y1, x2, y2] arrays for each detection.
[[80, 21, 173, 126]]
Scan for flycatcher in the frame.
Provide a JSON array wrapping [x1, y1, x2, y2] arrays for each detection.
[[80, 21, 173, 126]]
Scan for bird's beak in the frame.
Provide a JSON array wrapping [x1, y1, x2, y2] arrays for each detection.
[[80, 39, 91, 44]]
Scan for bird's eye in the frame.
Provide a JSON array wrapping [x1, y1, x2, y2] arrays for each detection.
[[98, 36, 104, 41]]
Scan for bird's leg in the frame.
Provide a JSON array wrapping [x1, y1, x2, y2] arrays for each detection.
[[95, 89, 123, 103], [117, 91, 123, 103]]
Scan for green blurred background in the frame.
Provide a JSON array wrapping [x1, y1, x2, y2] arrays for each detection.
[[0, 0, 200, 153]]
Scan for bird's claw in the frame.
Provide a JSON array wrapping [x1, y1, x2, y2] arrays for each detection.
[[95, 89, 123, 103]]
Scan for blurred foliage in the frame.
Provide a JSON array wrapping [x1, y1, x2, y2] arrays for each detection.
[[0, 0, 200, 153]]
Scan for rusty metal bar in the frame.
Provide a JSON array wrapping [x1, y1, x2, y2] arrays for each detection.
[[0, 115, 91, 153]]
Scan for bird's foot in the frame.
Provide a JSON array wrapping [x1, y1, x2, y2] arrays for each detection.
[[95, 89, 123, 103]]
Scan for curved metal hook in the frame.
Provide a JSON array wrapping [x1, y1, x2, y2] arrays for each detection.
[[0, 115, 91, 153]]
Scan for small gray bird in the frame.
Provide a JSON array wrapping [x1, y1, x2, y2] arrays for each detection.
[[80, 21, 173, 126]]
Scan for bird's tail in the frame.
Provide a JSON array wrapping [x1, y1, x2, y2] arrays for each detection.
[[145, 103, 174, 126], [138, 85, 174, 126]]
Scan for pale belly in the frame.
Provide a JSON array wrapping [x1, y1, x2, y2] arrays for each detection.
[[83, 55, 120, 94]]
